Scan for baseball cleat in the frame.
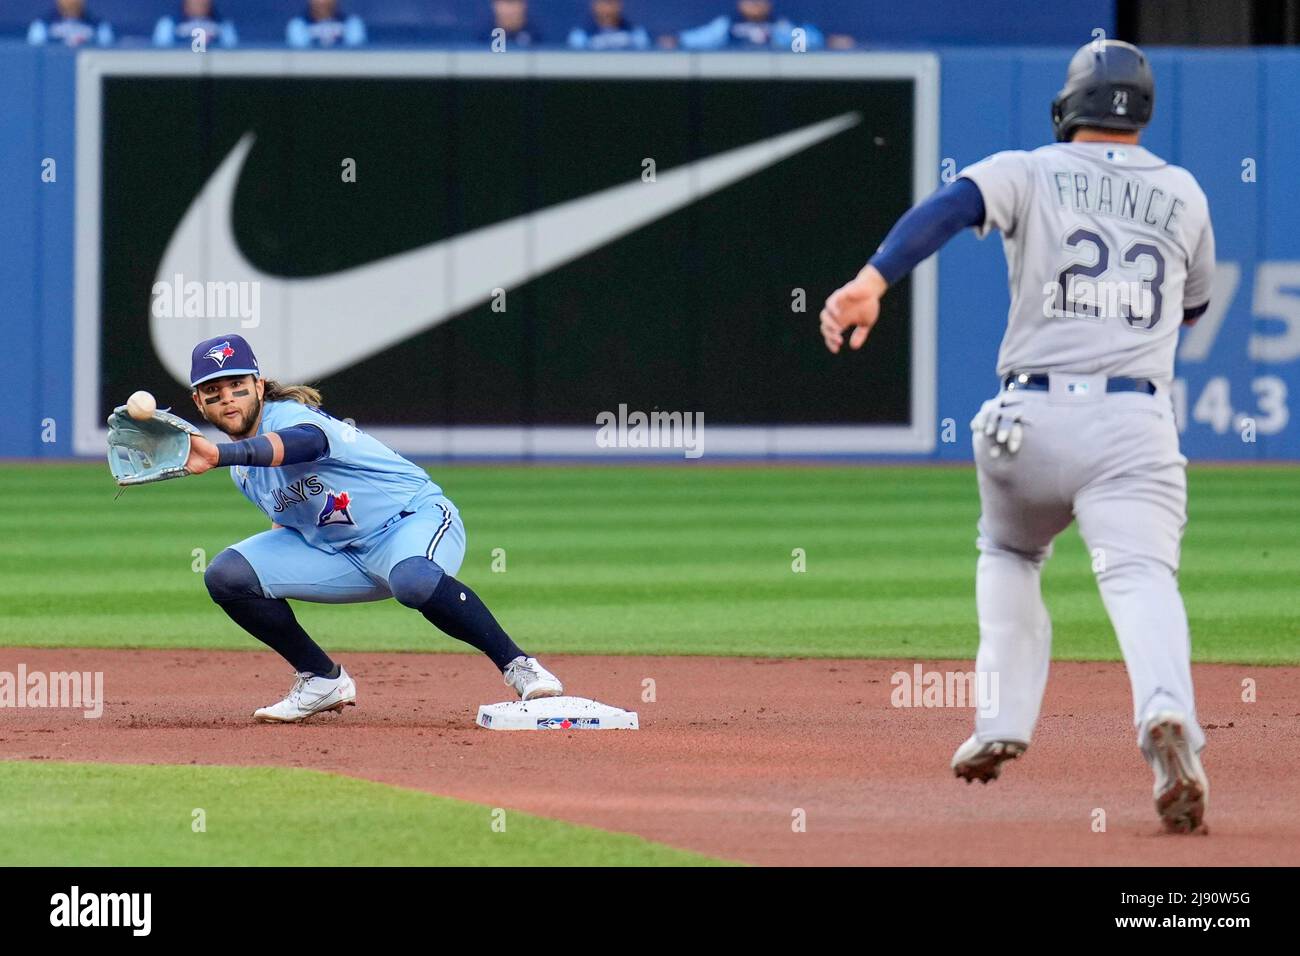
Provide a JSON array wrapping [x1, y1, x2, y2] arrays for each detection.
[[503, 656, 564, 701], [951, 735, 1028, 784], [253, 667, 357, 723], [1141, 711, 1209, 834]]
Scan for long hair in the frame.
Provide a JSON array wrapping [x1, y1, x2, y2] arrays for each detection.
[[262, 379, 323, 408]]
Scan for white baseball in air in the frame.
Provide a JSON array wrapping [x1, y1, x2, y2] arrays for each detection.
[[126, 390, 157, 421]]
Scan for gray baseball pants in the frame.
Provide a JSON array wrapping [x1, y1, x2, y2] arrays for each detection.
[[970, 373, 1205, 753]]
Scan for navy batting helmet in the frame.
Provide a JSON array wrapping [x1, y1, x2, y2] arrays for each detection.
[[1051, 39, 1154, 142]]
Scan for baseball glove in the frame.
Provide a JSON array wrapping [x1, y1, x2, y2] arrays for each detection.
[[106, 406, 201, 486]]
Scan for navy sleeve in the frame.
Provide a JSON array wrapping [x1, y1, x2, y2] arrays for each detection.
[[215, 424, 328, 468], [867, 178, 987, 286], [276, 423, 329, 464]]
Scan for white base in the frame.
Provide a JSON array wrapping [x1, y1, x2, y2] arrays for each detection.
[[476, 696, 639, 731]]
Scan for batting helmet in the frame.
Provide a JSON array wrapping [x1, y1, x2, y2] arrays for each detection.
[[1051, 39, 1154, 142]]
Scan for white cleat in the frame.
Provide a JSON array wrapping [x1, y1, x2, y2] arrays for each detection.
[[253, 667, 357, 723], [951, 734, 1028, 784], [503, 656, 564, 701], [1141, 711, 1209, 834]]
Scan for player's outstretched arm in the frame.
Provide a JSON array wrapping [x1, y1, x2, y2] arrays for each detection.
[[186, 424, 327, 475], [821, 177, 986, 354], [821, 265, 888, 353]]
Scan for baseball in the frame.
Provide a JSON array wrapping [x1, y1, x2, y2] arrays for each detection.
[[126, 390, 157, 421]]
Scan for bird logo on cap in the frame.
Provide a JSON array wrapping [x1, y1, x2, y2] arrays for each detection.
[[205, 341, 237, 368]]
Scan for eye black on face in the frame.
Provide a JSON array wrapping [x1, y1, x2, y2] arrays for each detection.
[[199, 376, 249, 404]]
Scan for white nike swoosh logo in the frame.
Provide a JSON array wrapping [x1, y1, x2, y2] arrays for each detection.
[[151, 113, 861, 384]]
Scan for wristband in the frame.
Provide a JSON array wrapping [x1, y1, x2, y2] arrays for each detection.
[[216, 435, 275, 467]]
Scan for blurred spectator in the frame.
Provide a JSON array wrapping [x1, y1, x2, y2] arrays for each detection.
[[154, 0, 238, 49], [27, 0, 114, 47], [568, 0, 650, 51], [673, 1, 825, 51], [485, 0, 539, 49], [287, 0, 367, 48]]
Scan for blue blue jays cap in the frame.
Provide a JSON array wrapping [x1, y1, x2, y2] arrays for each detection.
[[190, 334, 260, 388]]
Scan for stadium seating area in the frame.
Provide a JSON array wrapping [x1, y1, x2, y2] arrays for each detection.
[[4, 0, 1111, 49]]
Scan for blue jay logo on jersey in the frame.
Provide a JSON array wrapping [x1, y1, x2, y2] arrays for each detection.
[[317, 490, 356, 527], [205, 341, 236, 367]]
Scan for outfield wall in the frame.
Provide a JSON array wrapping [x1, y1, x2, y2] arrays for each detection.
[[1, 43, 1297, 460]]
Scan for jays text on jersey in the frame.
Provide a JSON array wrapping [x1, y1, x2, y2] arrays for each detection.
[[230, 400, 438, 549], [959, 141, 1216, 383]]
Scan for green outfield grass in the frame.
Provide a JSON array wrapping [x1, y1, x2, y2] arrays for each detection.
[[2, 463, 1297, 664], [0, 761, 723, 866]]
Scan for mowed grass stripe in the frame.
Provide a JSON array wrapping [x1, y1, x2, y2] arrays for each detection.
[[2, 464, 1296, 664], [0, 761, 724, 867]]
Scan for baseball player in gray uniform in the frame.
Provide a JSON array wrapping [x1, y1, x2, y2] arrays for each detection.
[[819, 40, 1214, 833]]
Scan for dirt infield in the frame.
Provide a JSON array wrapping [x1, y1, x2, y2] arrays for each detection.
[[1, 647, 1297, 866]]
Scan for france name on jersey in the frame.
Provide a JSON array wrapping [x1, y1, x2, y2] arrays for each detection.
[[958, 141, 1216, 383], [231, 400, 439, 549]]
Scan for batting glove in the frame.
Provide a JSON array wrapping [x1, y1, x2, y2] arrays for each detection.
[[971, 399, 1025, 458]]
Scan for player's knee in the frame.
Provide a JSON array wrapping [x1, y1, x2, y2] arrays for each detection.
[[388, 556, 446, 609], [977, 535, 1051, 567], [204, 548, 263, 603]]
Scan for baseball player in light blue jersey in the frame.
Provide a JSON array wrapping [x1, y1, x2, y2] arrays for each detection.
[[820, 41, 1213, 833], [183, 333, 563, 721]]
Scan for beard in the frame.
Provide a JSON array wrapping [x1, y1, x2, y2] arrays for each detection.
[[209, 395, 262, 437]]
